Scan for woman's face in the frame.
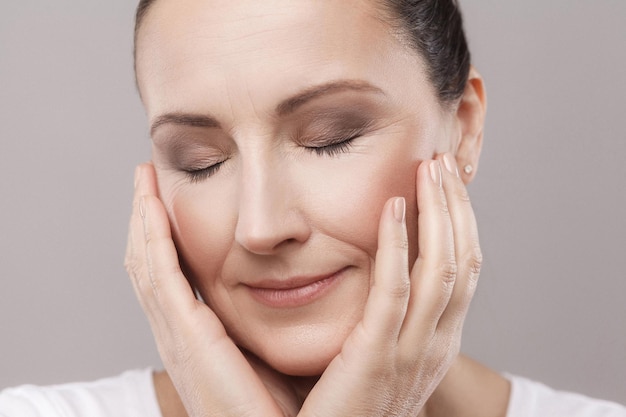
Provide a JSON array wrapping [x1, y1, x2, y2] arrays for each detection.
[[137, 0, 459, 376]]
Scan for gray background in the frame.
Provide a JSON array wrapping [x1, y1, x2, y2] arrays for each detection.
[[1, 0, 625, 405]]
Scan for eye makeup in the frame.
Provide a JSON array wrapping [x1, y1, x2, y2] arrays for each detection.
[[293, 104, 380, 156], [152, 128, 231, 181], [152, 95, 391, 183], [184, 158, 229, 183]]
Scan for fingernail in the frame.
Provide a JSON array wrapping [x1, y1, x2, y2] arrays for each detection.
[[430, 161, 442, 187], [443, 153, 460, 178], [393, 197, 406, 223], [139, 196, 146, 219]]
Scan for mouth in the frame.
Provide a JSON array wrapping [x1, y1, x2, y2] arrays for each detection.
[[244, 267, 348, 308]]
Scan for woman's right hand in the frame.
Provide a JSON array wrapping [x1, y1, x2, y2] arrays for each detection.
[[125, 163, 298, 417]]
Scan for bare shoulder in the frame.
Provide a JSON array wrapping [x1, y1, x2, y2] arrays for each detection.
[[424, 354, 511, 417]]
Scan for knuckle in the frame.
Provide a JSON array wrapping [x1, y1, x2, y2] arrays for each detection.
[[137, 274, 153, 296], [388, 278, 411, 299], [143, 227, 153, 246], [464, 246, 483, 275], [144, 235, 165, 262], [455, 185, 471, 203], [461, 246, 482, 293], [131, 266, 153, 298], [438, 259, 458, 287], [439, 200, 450, 216], [392, 235, 409, 250], [124, 257, 141, 281]]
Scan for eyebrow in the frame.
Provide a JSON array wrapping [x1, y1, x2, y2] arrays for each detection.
[[150, 113, 221, 137], [275, 79, 385, 116], [150, 79, 384, 136]]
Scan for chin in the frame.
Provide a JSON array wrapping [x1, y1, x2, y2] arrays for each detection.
[[261, 341, 341, 377], [239, 320, 356, 377]]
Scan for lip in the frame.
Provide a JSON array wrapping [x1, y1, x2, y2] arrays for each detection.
[[245, 267, 348, 308]]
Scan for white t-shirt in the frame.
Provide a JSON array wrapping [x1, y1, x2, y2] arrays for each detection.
[[503, 374, 626, 417], [0, 369, 161, 417], [0, 369, 624, 417]]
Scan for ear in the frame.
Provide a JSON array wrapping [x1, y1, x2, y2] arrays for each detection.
[[453, 66, 487, 185]]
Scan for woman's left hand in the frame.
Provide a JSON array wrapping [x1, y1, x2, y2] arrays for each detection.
[[297, 153, 482, 417]]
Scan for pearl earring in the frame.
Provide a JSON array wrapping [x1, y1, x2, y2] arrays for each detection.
[[463, 165, 473, 175]]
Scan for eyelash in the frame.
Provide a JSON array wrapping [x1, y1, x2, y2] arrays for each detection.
[[304, 135, 358, 157], [183, 134, 360, 182], [184, 160, 226, 183]]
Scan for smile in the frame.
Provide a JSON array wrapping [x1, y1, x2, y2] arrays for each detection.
[[245, 267, 348, 308]]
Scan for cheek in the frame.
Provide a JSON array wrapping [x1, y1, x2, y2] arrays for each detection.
[[156, 127, 433, 289], [163, 180, 237, 290], [298, 136, 427, 262]]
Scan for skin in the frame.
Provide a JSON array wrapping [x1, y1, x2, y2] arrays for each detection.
[[128, 0, 510, 415]]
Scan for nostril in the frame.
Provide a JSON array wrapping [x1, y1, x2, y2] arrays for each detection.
[[235, 171, 312, 254], [234, 215, 310, 255]]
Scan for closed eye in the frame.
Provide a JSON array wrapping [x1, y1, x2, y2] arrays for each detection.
[[184, 159, 228, 183], [304, 130, 363, 157]]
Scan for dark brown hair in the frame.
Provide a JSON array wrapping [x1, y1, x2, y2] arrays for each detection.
[[133, 0, 470, 105]]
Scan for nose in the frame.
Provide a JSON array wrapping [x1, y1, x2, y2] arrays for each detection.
[[234, 154, 311, 255]]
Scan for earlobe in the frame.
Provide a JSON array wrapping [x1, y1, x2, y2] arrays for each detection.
[[454, 66, 487, 185]]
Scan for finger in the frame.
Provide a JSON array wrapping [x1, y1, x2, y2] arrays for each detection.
[[138, 165, 232, 337], [125, 164, 159, 317], [359, 196, 410, 345], [137, 166, 218, 330], [126, 163, 206, 333], [300, 197, 411, 415], [141, 194, 198, 315], [400, 159, 456, 344], [130, 167, 286, 417], [435, 153, 481, 332]]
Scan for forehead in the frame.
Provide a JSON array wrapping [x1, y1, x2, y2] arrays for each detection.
[[136, 0, 428, 119]]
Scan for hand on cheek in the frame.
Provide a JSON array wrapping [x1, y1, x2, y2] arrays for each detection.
[[124, 151, 481, 417], [298, 153, 482, 417], [125, 163, 299, 417]]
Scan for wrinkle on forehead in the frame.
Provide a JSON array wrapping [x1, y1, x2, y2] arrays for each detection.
[[136, 0, 429, 121], [138, 0, 388, 48]]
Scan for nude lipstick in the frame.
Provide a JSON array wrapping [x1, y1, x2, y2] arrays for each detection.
[[245, 267, 347, 308]]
